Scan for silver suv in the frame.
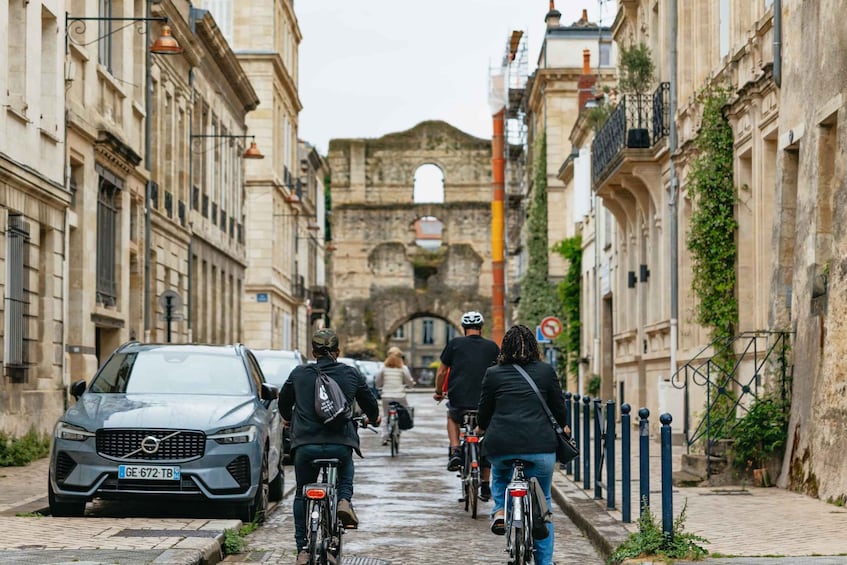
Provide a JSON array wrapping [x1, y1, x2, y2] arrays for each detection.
[[48, 342, 283, 522]]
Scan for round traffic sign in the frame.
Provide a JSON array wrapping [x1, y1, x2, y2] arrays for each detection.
[[540, 316, 563, 339]]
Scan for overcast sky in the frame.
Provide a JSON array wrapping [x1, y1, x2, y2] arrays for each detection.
[[295, 1, 617, 155]]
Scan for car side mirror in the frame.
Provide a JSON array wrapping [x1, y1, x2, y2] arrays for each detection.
[[261, 383, 279, 401], [70, 380, 87, 400]]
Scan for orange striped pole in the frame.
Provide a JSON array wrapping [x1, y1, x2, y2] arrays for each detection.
[[491, 108, 506, 345]]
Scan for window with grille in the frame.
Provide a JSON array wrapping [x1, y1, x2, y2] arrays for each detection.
[[97, 174, 120, 306], [422, 319, 434, 345], [5, 215, 30, 381]]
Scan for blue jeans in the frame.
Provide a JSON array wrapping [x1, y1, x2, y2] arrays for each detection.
[[488, 452, 556, 565], [292, 444, 354, 552]]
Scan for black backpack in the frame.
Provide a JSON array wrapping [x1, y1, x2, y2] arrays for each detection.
[[313, 366, 352, 430], [390, 401, 414, 430]]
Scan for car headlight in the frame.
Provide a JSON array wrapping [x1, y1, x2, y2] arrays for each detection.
[[55, 421, 95, 441], [208, 425, 257, 444]]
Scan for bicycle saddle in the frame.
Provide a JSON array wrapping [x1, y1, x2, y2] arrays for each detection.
[[505, 458, 535, 468], [311, 458, 341, 468]]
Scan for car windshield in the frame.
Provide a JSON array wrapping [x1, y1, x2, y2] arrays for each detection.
[[256, 356, 301, 388], [89, 350, 251, 395]]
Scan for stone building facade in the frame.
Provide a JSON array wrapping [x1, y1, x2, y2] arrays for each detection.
[[0, 0, 68, 436], [327, 121, 493, 356]]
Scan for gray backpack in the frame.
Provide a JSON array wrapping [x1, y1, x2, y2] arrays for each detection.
[[313, 366, 352, 430]]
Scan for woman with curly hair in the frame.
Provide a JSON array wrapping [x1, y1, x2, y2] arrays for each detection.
[[477, 324, 569, 565]]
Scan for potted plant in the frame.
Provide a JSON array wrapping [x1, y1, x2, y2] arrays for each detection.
[[618, 42, 655, 148], [728, 394, 789, 486]]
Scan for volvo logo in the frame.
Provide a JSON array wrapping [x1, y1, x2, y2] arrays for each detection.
[[140, 436, 161, 454]]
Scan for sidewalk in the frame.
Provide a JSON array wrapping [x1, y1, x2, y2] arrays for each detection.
[[551, 433, 847, 563]]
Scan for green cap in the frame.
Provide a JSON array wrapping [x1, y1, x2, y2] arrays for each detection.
[[312, 328, 339, 350]]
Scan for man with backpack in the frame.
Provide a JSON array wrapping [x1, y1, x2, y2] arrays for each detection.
[[279, 328, 381, 565]]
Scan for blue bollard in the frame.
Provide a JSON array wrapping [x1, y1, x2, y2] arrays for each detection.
[[593, 398, 603, 500], [621, 403, 632, 522], [606, 399, 616, 510], [660, 413, 674, 541], [583, 395, 591, 490], [564, 391, 573, 474], [573, 394, 581, 482], [638, 407, 650, 521]]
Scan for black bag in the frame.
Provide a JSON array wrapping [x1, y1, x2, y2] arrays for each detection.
[[513, 364, 580, 466], [529, 477, 552, 540], [390, 401, 414, 430], [314, 366, 352, 429]]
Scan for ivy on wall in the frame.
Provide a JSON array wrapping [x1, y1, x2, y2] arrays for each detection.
[[553, 235, 582, 380], [517, 131, 560, 331]]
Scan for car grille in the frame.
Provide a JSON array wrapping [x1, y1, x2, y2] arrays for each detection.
[[99, 475, 202, 494], [96, 429, 206, 461], [55, 451, 76, 482], [226, 455, 251, 491]]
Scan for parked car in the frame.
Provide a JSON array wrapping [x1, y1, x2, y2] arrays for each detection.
[[48, 342, 283, 522], [253, 349, 307, 463], [355, 359, 383, 399], [337, 357, 372, 418]]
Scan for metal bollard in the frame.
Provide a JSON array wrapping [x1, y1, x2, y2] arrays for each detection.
[[564, 391, 573, 474], [660, 413, 674, 540], [606, 399, 616, 510], [621, 403, 632, 522], [638, 407, 650, 520], [573, 394, 581, 482], [583, 395, 591, 490], [593, 398, 602, 500]]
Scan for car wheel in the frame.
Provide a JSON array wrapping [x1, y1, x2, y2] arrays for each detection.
[[48, 475, 86, 517], [269, 453, 284, 502], [239, 455, 269, 523]]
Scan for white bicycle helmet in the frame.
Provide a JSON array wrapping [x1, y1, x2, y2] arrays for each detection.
[[461, 311, 484, 328]]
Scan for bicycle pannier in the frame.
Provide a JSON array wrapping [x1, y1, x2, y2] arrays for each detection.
[[529, 477, 552, 540], [390, 401, 414, 430], [556, 432, 579, 465], [314, 366, 352, 430]]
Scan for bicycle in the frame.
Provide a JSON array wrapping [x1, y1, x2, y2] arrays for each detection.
[[457, 410, 481, 518], [387, 401, 401, 457], [303, 417, 376, 565], [502, 459, 535, 565]]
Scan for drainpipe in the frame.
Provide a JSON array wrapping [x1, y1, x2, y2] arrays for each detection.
[[669, 1, 680, 393], [187, 65, 194, 343], [491, 109, 506, 345], [773, 0, 782, 87], [143, 0, 153, 342]]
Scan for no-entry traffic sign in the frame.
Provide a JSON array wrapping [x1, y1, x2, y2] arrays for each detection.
[[539, 316, 563, 339]]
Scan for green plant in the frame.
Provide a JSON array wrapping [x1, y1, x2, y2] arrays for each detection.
[[553, 235, 582, 380], [607, 501, 709, 564], [587, 374, 601, 397], [222, 522, 257, 555], [729, 394, 789, 470], [0, 428, 51, 467], [15, 511, 43, 517], [584, 99, 615, 132], [619, 43, 655, 96], [517, 131, 560, 329]]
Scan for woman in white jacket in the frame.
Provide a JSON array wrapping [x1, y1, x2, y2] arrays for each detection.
[[374, 346, 416, 444]]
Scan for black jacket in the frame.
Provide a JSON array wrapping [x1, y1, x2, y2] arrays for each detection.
[[279, 357, 380, 456], [477, 360, 567, 457]]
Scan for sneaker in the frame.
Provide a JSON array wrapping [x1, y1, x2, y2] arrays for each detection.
[[490, 509, 505, 535], [337, 499, 359, 529], [296, 549, 310, 565], [479, 482, 491, 502], [447, 447, 462, 471]]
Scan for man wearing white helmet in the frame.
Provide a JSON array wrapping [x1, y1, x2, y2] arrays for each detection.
[[434, 310, 499, 500]]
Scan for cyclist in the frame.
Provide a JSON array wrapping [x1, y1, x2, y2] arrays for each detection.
[[433, 310, 499, 500], [374, 346, 415, 444], [279, 328, 381, 565], [477, 324, 569, 565]]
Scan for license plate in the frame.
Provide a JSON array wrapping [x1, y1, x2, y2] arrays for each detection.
[[118, 465, 181, 481]]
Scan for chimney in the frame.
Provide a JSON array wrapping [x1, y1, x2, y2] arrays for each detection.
[[578, 49, 597, 111], [545, 1, 562, 29], [581, 9, 589, 24]]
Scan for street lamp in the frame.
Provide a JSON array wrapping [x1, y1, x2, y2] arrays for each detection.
[[64, 14, 183, 55], [189, 134, 265, 160]]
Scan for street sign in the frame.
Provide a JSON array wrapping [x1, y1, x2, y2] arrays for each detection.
[[535, 325, 551, 344], [158, 290, 184, 321], [256, 292, 268, 303], [540, 316, 563, 339]]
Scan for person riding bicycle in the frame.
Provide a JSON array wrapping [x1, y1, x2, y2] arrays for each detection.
[[433, 310, 499, 499], [374, 346, 415, 444], [279, 328, 381, 565], [476, 324, 569, 565]]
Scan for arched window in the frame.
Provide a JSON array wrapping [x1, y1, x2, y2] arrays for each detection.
[[413, 216, 443, 250], [413, 164, 444, 203]]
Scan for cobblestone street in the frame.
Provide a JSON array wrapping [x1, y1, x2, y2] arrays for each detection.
[[225, 393, 603, 564]]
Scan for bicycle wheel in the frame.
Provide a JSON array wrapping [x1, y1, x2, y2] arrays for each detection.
[[520, 497, 534, 564], [467, 444, 479, 518], [390, 419, 398, 457], [308, 500, 330, 565]]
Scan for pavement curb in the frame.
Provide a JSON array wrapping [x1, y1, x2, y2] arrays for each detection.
[[551, 471, 632, 560]]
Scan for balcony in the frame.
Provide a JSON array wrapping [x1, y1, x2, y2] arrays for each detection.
[[591, 82, 670, 186]]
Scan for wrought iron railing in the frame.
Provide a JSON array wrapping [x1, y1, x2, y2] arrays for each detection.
[[591, 82, 670, 184], [670, 330, 793, 475]]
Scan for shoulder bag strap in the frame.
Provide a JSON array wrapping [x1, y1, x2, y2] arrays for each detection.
[[512, 364, 564, 435]]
